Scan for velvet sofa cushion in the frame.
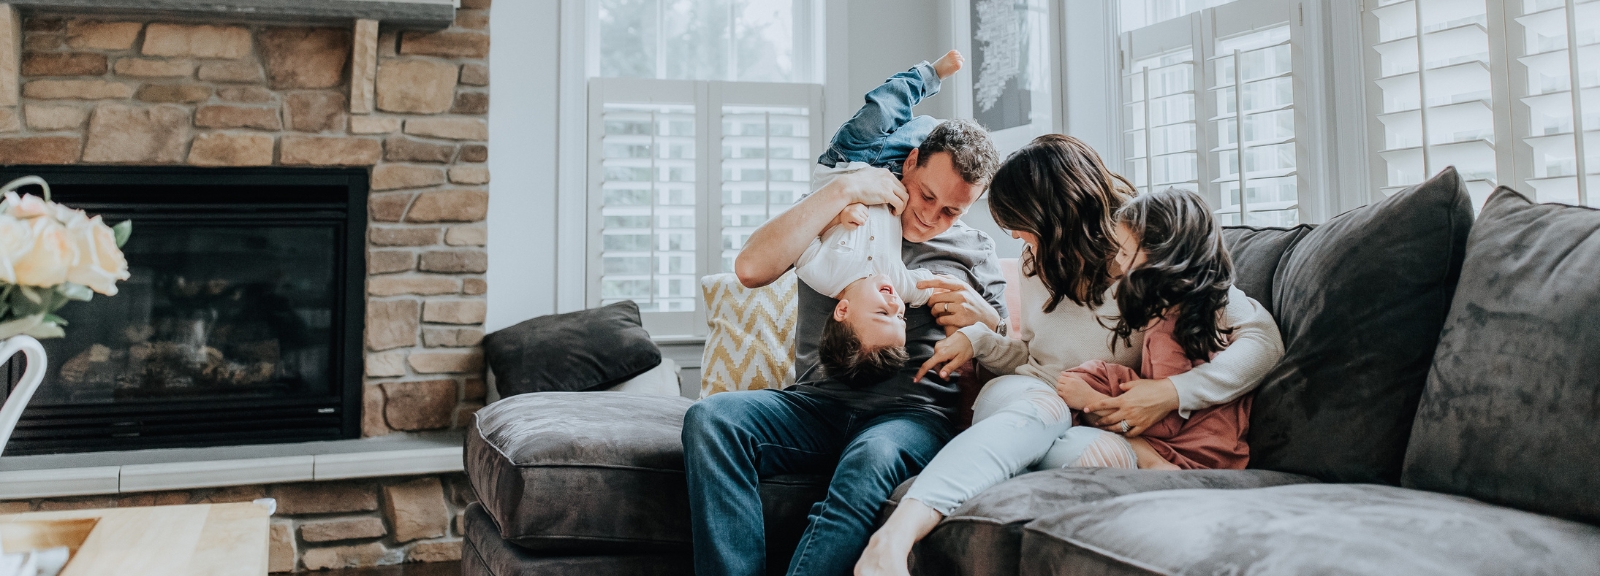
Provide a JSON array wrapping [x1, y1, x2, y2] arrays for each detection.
[[1247, 167, 1473, 484], [462, 502, 693, 576], [466, 392, 827, 562], [880, 468, 1314, 576], [1402, 187, 1600, 524], [1017, 484, 1600, 576], [483, 301, 662, 397], [1219, 225, 1315, 317]]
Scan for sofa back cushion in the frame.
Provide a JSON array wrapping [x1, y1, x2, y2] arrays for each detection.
[[1246, 167, 1473, 484], [1402, 188, 1600, 524], [1220, 225, 1315, 317]]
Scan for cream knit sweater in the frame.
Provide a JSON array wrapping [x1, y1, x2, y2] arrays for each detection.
[[958, 272, 1284, 418]]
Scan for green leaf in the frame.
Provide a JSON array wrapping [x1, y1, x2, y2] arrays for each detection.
[[58, 283, 92, 302], [42, 313, 67, 326], [17, 285, 41, 305], [24, 321, 64, 339], [113, 220, 133, 248]]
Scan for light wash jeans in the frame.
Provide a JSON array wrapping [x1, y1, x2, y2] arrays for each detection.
[[901, 375, 1134, 515]]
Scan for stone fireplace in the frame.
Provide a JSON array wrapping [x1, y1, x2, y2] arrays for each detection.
[[0, 0, 491, 570]]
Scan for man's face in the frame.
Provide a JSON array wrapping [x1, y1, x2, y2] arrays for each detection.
[[899, 149, 983, 243]]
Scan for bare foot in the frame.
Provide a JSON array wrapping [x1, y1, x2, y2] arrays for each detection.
[[1128, 437, 1181, 470], [855, 499, 942, 576], [932, 50, 964, 79]]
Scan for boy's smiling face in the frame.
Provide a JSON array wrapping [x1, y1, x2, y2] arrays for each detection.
[[833, 273, 908, 351], [899, 149, 982, 243]]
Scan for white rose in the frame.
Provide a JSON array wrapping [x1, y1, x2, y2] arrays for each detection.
[[0, 214, 33, 284], [4, 191, 50, 219], [13, 217, 73, 287], [65, 215, 129, 296]]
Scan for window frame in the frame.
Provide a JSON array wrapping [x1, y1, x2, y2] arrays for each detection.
[[586, 77, 824, 337]]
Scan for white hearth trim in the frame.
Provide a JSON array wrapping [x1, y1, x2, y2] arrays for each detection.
[[0, 432, 463, 499]]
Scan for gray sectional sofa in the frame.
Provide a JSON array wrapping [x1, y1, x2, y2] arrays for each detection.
[[461, 168, 1600, 575]]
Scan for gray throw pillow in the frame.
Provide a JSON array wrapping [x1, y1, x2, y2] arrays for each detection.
[[1221, 224, 1315, 317], [1402, 187, 1600, 524], [1247, 167, 1473, 484], [483, 301, 662, 397]]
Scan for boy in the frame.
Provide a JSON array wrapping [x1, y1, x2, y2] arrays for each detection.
[[802, 50, 965, 386]]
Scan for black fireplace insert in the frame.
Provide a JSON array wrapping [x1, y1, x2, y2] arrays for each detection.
[[1, 166, 367, 455]]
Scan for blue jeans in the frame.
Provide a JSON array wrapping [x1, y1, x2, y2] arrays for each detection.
[[817, 61, 944, 176], [683, 389, 952, 576]]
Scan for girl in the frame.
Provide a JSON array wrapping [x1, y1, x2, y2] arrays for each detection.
[[854, 135, 1283, 576], [1054, 187, 1252, 471]]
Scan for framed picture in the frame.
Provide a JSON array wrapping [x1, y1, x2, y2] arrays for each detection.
[[950, 0, 1059, 155]]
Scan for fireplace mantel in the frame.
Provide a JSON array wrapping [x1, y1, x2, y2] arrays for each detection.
[[11, 0, 456, 28]]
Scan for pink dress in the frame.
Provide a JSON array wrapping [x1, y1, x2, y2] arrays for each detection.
[[1065, 317, 1252, 470]]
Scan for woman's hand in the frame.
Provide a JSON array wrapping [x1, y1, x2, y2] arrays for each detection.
[[1081, 378, 1179, 437], [916, 331, 974, 381], [829, 167, 908, 215], [918, 276, 1002, 333]]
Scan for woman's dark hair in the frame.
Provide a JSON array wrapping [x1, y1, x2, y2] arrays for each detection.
[[1109, 187, 1235, 362], [986, 134, 1134, 312]]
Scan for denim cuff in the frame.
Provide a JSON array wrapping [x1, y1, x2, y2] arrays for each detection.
[[913, 61, 942, 98]]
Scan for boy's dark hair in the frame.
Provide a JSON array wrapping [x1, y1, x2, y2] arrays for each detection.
[[1108, 187, 1235, 362], [916, 119, 1002, 187], [819, 316, 910, 387]]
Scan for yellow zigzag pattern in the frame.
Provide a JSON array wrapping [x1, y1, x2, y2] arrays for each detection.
[[699, 272, 798, 398]]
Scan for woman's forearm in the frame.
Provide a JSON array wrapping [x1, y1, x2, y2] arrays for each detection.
[[1167, 289, 1284, 415], [958, 324, 1028, 375]]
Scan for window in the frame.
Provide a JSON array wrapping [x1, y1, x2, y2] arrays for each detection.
[[1117, 0, 1304, 225], [596, 0, 814, 83], [1362, 0, 1599, 207], [588, 1, 823, 336], [589, 79, 823, 336]]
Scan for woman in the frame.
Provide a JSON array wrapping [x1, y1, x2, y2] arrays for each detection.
[[854, 135, 1285, 576]]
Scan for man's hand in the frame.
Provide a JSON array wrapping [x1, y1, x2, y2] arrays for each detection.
[[916, 331, 973, 381], [830, 167, 908, 215], [919, 276, 1002, 333], [1081, 378, 1180, 437]]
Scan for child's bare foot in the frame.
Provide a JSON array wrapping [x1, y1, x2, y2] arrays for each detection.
[[932, 50, 964, 79], [1128, 437, 1181, 470]]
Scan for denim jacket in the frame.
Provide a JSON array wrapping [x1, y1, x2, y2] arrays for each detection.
[[816, 62, 943, 176]]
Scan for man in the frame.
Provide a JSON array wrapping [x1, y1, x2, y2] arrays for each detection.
[[681, 52, 1008, 576]]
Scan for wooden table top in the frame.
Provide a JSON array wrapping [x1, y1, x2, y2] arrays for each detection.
[[0, 502, 270, 576]]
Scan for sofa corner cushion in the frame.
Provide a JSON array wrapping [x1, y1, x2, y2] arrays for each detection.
[[1219, 224, 1314, 316], [483, 300, 662, 397], [1247, 167, 1473, 484], [891, 468, 1315, 576], [467, 391, 695, 551], [1402, 187, 1600, 524], [466, 391, 830, 555], [1018, 484, 1600, 576]]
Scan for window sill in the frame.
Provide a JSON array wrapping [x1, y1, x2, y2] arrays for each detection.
[[0, 431, 463, 499], [14, 0, 457, 28]]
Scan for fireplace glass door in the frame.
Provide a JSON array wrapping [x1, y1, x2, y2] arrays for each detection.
[[2, 167, 366, 455]]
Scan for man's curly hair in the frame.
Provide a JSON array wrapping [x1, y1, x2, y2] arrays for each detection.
[[818, 316, 910, 387], [916, 119, 1002, 188]]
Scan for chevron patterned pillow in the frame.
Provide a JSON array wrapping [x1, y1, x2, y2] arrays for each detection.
[[699, 272, 798, 398]]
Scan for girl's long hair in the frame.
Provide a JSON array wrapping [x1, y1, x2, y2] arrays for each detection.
[[1110, 188, 1235, 362], [987, 134, 1134, 312]]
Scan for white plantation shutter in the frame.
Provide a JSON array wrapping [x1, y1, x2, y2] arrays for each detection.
[[590, 78, 822, 337], [1118, 0, 1303, 225], [1506, 0, 1599, 205]]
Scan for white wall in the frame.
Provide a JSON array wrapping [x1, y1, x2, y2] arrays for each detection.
[[485, 0, 561, 332]]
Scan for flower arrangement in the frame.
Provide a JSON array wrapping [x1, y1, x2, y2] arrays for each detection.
[[0, 176, 131, 340]]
